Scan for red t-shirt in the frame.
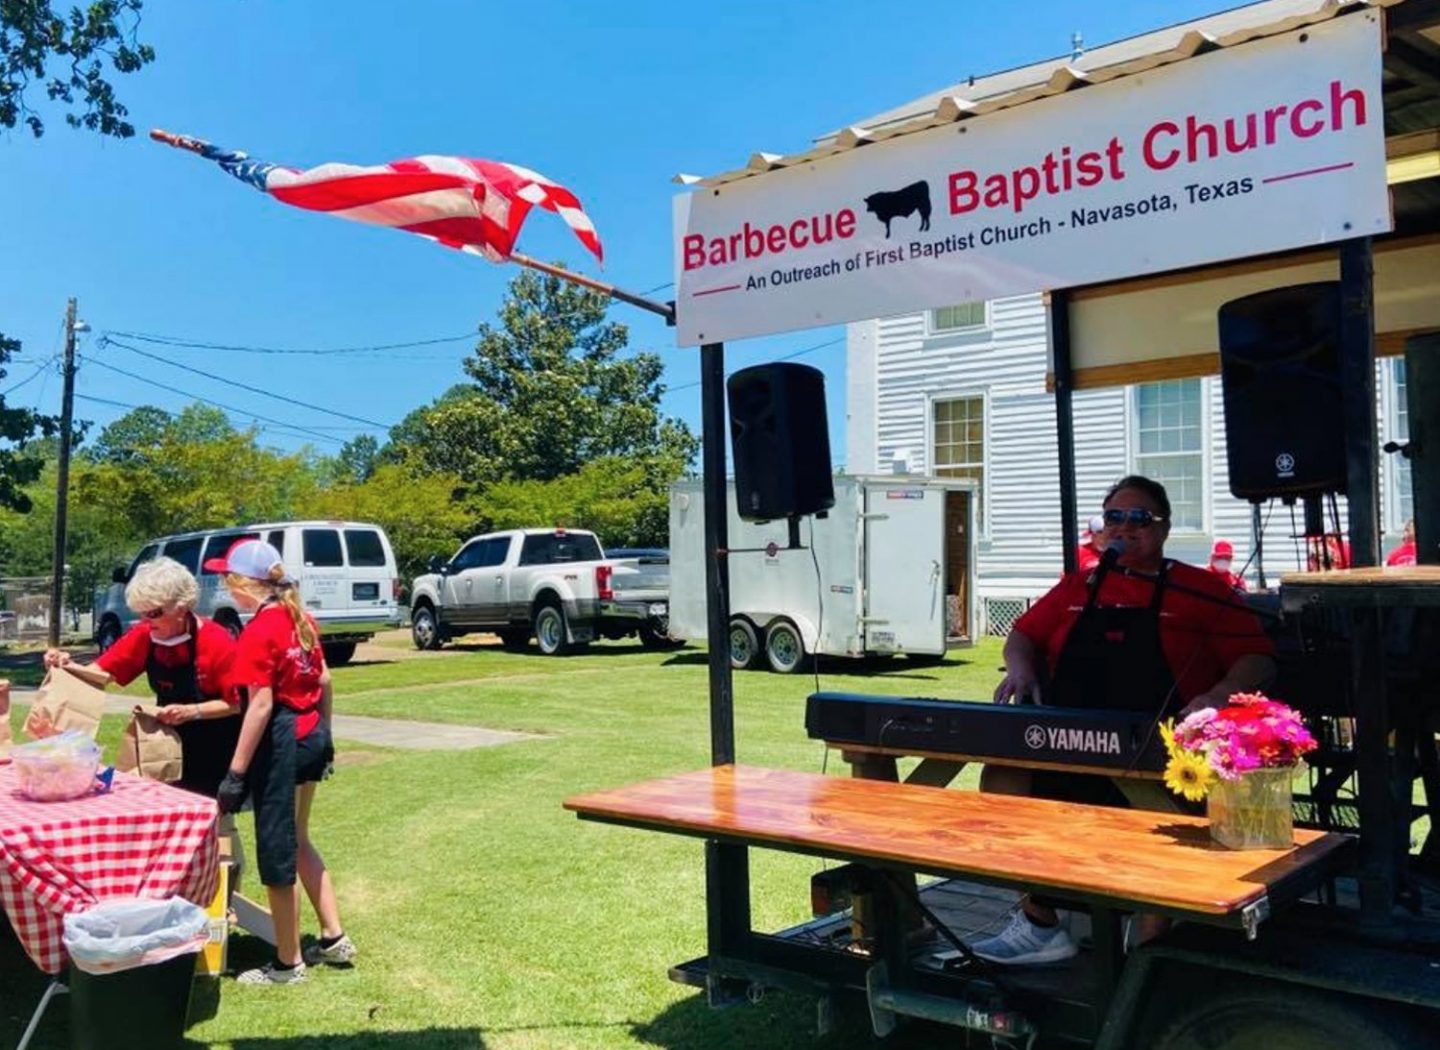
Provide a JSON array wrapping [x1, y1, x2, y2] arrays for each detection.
[[1206, 566, 1249, 593], [1014, 560, 1273, 705], [1386, 542, 1417, 567], [230, 604, 326, 739], [1076, 545, 1100, 573], [96, 617, 238, 703]]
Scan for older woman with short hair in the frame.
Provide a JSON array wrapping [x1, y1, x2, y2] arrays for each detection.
[[44, 556, 242, 799]]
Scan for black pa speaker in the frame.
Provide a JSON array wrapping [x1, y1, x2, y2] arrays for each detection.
[[727, 362, 835, 522], [1218, 282, 1346, 501]]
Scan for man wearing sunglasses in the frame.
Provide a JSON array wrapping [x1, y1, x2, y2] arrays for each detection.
[[972, 475, 1275, 966]]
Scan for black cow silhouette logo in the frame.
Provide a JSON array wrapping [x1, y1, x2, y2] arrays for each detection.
[[864, 181, 931, 238]]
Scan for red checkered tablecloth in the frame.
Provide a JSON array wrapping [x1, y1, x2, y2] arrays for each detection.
[[0, 766, 218, 974]]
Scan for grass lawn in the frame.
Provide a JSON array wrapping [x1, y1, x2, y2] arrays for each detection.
[[1, 639, 1004, 1049]]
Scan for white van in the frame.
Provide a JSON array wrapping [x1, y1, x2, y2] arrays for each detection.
[[93, 520, 403, 665]]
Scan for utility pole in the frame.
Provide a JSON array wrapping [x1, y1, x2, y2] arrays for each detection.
[[48, 299, 83, 648]]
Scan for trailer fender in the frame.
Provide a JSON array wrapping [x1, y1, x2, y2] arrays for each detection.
[[1097, 933, 1439, 1050]]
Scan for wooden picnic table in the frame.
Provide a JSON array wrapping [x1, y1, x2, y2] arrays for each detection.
[[566, 764, 1351, 928]]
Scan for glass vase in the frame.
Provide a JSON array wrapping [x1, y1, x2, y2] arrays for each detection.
[[1206, 767, 1295, 850]]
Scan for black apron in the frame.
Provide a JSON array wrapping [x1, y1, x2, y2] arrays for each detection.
[[145, 619, 241, 800], [1050, 561, 1178, 716]]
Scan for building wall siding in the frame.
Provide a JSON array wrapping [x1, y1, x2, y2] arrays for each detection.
[[851, 294, 1409, 620]]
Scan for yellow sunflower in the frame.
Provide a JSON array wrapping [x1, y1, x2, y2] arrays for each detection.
[[1164, 750, 1216, 803], [1159, 719, 1178, 757]]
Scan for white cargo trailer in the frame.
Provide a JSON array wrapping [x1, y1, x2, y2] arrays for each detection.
[[668, 474, 978, 672]]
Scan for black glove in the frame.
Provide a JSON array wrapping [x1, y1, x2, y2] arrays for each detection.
[[216, 770, 248, 814], [321, 733, 335, 767]]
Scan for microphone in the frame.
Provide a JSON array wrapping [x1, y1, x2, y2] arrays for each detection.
[[1087, 538, 1125, 592]]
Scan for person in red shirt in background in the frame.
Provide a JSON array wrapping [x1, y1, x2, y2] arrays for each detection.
[[1307, 533, 1352, 571], [1206, 539, 1248, 593], [972, 475, 1276, 966], [1075, 514, 1105, 573], [1387, 520, 1417, 566], [210, 539, 353, 986]]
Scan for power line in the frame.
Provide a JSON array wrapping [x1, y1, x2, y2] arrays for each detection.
[[101, 337, 391, 429], [77, 394, 348, 448], [0, 355, 58, 397], [81, 356, 348, 446], [104, 329, 477, 357]]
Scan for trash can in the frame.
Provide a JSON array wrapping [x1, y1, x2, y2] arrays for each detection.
[[62, 898, 209, 1050]]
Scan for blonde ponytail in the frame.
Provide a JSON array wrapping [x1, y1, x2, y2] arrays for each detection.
[[278, 582, 318, 652], [225, 565, 317, 652]]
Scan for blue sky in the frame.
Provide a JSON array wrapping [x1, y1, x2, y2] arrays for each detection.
[[0, 0, 1227, 464]]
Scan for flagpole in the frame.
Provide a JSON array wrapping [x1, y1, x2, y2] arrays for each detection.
[[509, 253, 674, 324], [151, 129, 677, 326]]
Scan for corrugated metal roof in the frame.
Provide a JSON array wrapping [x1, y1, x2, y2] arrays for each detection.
[[678, 0, 1400, 188]]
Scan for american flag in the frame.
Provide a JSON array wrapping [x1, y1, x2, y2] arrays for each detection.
[[152, 131, 603, 265]]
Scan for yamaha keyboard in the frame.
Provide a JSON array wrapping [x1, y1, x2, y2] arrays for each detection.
[[805, 692, 1167, 776]]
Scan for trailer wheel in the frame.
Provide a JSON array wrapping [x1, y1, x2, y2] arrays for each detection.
[[764, 620, 806, 674], [729, 618, 761, 670], [1149, 987, 1418, 1050]]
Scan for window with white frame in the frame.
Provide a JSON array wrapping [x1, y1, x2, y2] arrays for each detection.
[[931, 301, 987, 333], [933, 395, 985, 527], [1392, 358, 1413, 528], [1133, 379, 1204, 530]]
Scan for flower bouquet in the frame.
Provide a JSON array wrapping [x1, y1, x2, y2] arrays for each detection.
[[1161, 692, 1317, 849]]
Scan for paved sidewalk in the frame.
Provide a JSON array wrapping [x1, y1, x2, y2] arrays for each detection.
[[8, 688, 539, 752]]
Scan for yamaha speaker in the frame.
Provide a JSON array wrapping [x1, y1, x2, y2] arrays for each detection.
[[1218, 282, 1346, 501], [727, 362, 835, 522]]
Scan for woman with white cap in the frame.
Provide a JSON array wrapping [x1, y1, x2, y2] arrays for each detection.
[[207, 538, 353, 986]]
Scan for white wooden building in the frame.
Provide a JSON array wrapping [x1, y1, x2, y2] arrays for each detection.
[[845, 294, 1413, 634]]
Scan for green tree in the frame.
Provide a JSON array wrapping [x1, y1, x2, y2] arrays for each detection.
[[77, 403, 320, 538], [86, 404, 171, 464], [321, 434, 380, 485], [0, 333, 60, 512], [0, 1, 155, 138], [387, 270, 698, 487], [480, 457, 671, 548], [302, 464, 480, 583]]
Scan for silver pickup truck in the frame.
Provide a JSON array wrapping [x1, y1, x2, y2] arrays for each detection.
[[408, 529, 676, 655]]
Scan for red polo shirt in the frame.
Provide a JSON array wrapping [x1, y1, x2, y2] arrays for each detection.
[[230, 604, 325, 739], [1014, 560, 1273, 705], [96, 617, 238, 703]]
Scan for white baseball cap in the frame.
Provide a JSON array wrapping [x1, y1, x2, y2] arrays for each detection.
[[203, 538, 294, 584]]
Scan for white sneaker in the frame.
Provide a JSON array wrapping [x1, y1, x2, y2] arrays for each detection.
[[236, 961, 308, 986], [969, 909, 1078, 965], [303, 934, 356, 966]]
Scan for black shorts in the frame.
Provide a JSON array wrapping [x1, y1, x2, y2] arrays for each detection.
[[248, 704, 298, 887], [295, 722, 331, 784]]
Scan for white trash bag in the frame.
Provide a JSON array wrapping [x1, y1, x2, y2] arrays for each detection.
[[63, 897, 209, 975]]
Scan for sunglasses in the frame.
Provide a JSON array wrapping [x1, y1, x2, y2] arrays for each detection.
[[140, 606, 171, 620], [1102, 508, 1168, 528]]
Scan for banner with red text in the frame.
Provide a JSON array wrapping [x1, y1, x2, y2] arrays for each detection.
[[673, 12, 1388, 346]]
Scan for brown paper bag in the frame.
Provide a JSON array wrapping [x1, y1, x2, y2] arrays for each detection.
[[0, 679, 12, 760], [115, 704, 184, 783], [23, 664, 110, 740]]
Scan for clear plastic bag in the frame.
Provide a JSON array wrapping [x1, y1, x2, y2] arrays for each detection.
[[63, 897, 209, 974], [12, 729, 103, 801]]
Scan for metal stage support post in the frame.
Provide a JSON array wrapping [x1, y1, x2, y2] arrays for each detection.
[[1049, 290, 1080, 575], [1338, 237, 1397, 925], [1340, 238, 1380, 568], [700, 341, 751, 1000]]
